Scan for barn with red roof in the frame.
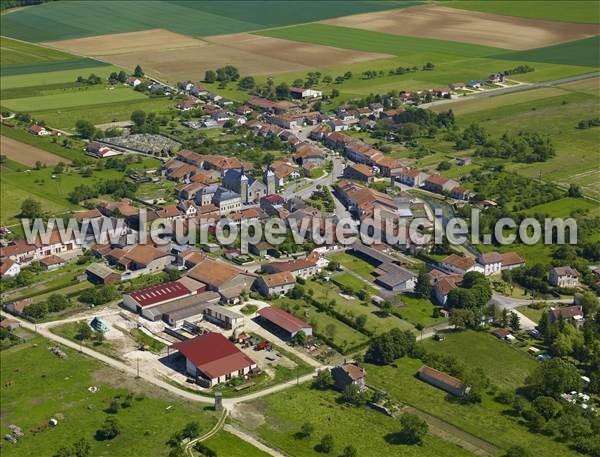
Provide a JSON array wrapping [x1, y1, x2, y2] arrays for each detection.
[[171, 332, 257, 387], [257, 306, 312, 339]]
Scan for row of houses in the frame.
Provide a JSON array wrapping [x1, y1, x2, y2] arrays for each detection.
[[393, 167, 474, 201]]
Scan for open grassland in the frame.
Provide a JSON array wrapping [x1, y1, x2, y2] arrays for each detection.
[[0, 36, 74, 66], [258, 24, 507, 58], [0, 334, 219, 457], [323, 4, 600, 50], [2, 85, 147, 112], [497, 36, 600, 67], [1, 58, 110, 77], [447, 1, 600, 24], [29, 97, 174, 131], [447, 85, 600, 198], [367, 356, 575, 456], [245, 385, 472, 457], [396, 294, 446, 327], [524, 197, 599, 218], [201, 431, 270, 457], [1, 64, 121, 89], [0, 158, 123, 224], [0, 0, 417, 42], [420, 330, 537, 389], [0, 125, 83, 161]]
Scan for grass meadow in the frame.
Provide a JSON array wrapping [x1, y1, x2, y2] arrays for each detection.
[[0, 334, 219, 457], [366, 353, 575, 456], [0, 0, 417, 42], [447, 0, 600, 24], [0, 36, 74, 66], [249, 384, 472, 457]]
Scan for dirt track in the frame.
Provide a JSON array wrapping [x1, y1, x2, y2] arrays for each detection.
[[0, 135, 70, 166], [45, 29, 392, 83], [323, 4, 600, 51]]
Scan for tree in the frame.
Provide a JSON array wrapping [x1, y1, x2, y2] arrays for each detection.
[[525, 358, 582, 398], [182, 421, 200, 439], [204, 70, 216, 83], [399, 413, 428, 444], [293, 329, 307, 346], [341, 384, 366, 406], [20, 197, 43, 218], [532, 396, 561, 421], [414, 267, 432, 298], [275, 82, 290, 100], [130, 110, 146, 128], [509, 312, 521, 332], [108, 398, 120, 414], [75, 119, 95, 139], [556, 413, 592, 441], [76, 321, 92, 341], [312, 369, 332, 390], [117, 70, 127, 83], [238, 76, 255, 90], [356, 314, 368, 330], [342, 446, 357, 457], [72, 438, 91, 457], [97, 416, 121, 440], [319, 434, 334, 453], [365, 329, 416, 365], [133, 65, 143, 77], [299, 422, 314, 439]]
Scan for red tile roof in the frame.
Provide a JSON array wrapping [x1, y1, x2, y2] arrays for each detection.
[[127, 281, 191, 308], [172, 332, 255, 379], [258, 306, 311, 334], [419, 365, 465, 390]]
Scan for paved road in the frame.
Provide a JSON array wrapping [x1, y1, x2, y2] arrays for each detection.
[[420, 71, 600, 109]]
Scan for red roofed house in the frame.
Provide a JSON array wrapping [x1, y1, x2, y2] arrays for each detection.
[[550, 266, 580, 288], [423, 174, 459, 194], [28, 124, 50, 136], [172, 332, 257, 387], [123, 280, 193, 313], [440, 254, 481, 275], [262, 256, 319, 279], [477, 252, 502, 276], [257, 306, 312, 339], [499, 252, 525, 271], [343, 163, 374, 184], [549, 305, 584, 327], [0, 259, 21, 278], [331, 363, 366, 391], [418, 365, 470, 397]]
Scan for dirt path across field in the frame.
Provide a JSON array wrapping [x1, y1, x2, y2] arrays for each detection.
[[0, 135, 71, 166], [323, 4, 600, 50]]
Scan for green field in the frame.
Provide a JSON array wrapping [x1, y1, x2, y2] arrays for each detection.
[[524, 197, 599, 218], [452, 85, 600, 199], [0, 0, 418, 42], [447, 0, 600, 24], [0, 36, 74, 66], [329, 251, 376, 280], [367, 356, 575, 456], [249, 384, 472, 457], [0, 334, 219, 457], [396, 294, 445, 327], [28, 97, 174, 131], [1, 64, 123, 90], [498, 36, 600, 67], [420, 330, 537, 389], [3, 85, 148, 112], [255, 24, 599, 98], [201, 431, 270, 457], [258, 23, 507, 58], [0, 158, 124, 224]]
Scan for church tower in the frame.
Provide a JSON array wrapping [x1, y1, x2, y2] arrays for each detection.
[[264, 165, 276, 195], [239, 167, 249, 204]]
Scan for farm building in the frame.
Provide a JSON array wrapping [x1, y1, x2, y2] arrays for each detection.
[[290, 87, 322, 100], [122, 281, 195, 313], [186, 259, 256, 304], [142, 291, 220, 325], [85, 263, 121, 285], [203, 304, 244, 329], [257, 306, 312, 339], [418, 366, 470, 397], [86, 142, 121, 158], [171, 332, 257, 387]]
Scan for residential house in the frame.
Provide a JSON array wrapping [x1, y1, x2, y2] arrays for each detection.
[[343, 163, 374, 184], [290, 87, 322, 99], [186, 259, 255, 303], [393, 168, 428, 187], [549, 305, 584, 327], [86, 141, 121, 158], [477, 252, 502, 276], [499, 252, 525, 271], [331, 363, 366, 391], [262, 255, 320, 279], [440, 254, 480, 275], [0, 259, 20, 278], [423, 174, 459, 194], [27, 124, 50, 136], [550, 266, 580, 288]]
